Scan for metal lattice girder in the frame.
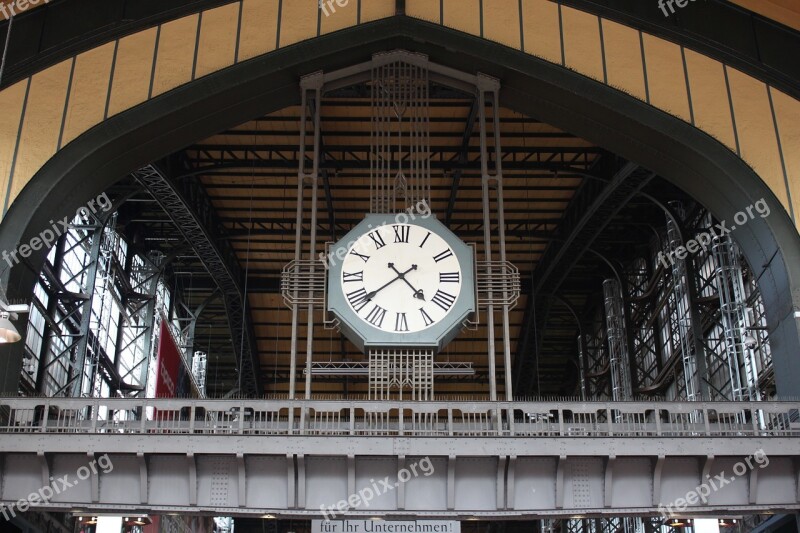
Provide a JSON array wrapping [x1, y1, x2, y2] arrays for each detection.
[[132, 164, 262, 396], [515, 158, 655, 396]]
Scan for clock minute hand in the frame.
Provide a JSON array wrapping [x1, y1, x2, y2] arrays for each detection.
[[364, 264, 413, 300], [388, 263, 426, 301], [365, 264, 417, 300]]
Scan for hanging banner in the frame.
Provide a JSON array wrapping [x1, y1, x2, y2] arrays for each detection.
[[154, 320, 181, 398]]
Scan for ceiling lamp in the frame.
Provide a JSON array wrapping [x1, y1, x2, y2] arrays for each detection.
[[0, 302, 30, 344], [0, 312, 21, 343], [669, 518, 689, 528], [124, 516, 153, 526]]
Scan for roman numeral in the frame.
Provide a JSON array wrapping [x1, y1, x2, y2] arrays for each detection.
[[433, 248, 454, 263], [420, 308, 434, 326], [368, 230, 386, 249], [365, 305, 387, 328], [394, 313, 409, 332], [350, 249, 370, 262], [346, 288, 369, 312], [393, 225, 410, 243], [431, 289, 457, 311], [343, 271, 364, 283], [419, 231, 431, 248], [439, 272, 460, 283]]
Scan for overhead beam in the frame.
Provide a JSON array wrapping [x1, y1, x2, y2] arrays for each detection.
[[445, 97, 479, 227], [514, 156, 655, 395], [132, 162, 262, 396]]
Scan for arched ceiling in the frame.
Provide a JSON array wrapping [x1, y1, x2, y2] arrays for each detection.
[[1, 0, 799, 397], [108, 77, 700, 396]]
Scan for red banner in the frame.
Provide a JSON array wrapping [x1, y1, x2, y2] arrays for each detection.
[[154, 321, 181, 398]]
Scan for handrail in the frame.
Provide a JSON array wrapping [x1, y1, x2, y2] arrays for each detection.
[[0, 398, 796, 439]]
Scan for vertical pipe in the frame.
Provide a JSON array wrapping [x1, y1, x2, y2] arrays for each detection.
[[305, 82, 322, 400], [289, 85, 309, 401], [478, 87, 497, 404], [490, 88, 514, 401]]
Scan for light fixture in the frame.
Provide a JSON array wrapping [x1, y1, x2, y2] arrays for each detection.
[[0, 312, 21, 343], [78, 516, 98, 525], [718, 519, 736, 528], [0, 301, 29, 344], [669, 518, 688, 528], [261, 514, 276, 519], [124, 516, 152, 526]]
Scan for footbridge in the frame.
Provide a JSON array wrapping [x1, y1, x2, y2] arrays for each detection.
[[0, 398, 798, 519]]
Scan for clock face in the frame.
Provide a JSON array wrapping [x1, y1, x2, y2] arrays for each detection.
[[340, 223, 463, 333]]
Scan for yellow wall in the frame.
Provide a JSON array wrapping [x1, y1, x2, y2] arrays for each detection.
[[0, 0, 797, 231]]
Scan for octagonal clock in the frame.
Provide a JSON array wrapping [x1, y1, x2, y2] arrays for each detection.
[[326, 214, 475, 353]]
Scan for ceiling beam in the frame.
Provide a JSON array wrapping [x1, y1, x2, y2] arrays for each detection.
[[513, 156, 656, 396], [445, 97, 479, 227], [132, 161, 263, 396]]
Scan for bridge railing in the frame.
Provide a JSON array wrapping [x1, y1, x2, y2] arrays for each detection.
[[0, 398, 797, 437]]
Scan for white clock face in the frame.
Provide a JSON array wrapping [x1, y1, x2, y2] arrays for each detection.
[[340, 223, 463, 333]]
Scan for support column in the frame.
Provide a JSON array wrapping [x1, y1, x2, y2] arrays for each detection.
[[664, 207, 708, 401], [70, 222, 104, 398], [477, 74, 513, 402], [713, 235, 760, 402], [603, 279, 632, 402], [289, 72, 323, 403]]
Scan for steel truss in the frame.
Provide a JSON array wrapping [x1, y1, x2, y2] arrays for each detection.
[[580, 203, 775, 410], [23, 209, 158, 399], [515, 158, 655, 396], [132, 164, 261, 396]]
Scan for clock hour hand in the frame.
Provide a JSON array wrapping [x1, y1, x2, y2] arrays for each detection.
[[388, 263, 426, 301]]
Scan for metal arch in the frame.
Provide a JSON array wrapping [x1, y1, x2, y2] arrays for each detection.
[[131, 163, 262, 396], [514, 158, 655, 395], [444, 97, 479, 228]]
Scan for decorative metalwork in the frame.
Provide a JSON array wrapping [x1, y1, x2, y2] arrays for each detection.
[[476, 260, 521, 308], [281, 259, 326, 307], [370, 52, 431, 214], [368, 349, 434, 400], [304, 361, 474, 376]]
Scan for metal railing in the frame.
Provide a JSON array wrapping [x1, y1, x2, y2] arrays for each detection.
[[0, 398, 797, 438]]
